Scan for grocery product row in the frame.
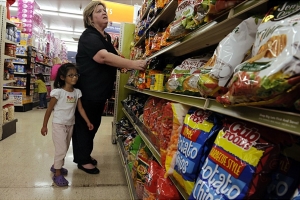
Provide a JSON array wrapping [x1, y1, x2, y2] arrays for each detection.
[[116, 93, 300, 200], [130, 0, 300, 114]]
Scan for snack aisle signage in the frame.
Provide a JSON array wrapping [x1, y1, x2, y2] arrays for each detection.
[[100, 0, 134, 23]]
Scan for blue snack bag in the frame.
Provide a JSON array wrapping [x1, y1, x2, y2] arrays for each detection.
[[172, 107, 223, 195]]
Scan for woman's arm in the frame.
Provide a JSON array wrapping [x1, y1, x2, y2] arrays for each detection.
[[41, 97, 57, 136], [93, 49, 147, 71], [77, 98, 94, 130]]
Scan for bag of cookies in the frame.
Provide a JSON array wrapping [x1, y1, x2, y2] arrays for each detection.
[[217, 2, 300, 107]]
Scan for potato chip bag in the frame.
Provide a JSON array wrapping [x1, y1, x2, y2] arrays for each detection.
[[164, 103, 190, 174], [172, 108, 223, 195], [198, 16, 261, 97], [217, 2, 300, 107], [165, 56, 210, 95], [189, 118, 293, 200]]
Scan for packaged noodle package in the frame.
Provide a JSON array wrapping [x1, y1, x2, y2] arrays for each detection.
[[217, 2, 300, 107], [189, 118, 295, 200], [171, 108, 223, 195], [198, 16, 262, 97]]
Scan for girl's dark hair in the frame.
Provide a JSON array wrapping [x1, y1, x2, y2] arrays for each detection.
[[54, 63, 78, 88], [37, 73, 45, 82]]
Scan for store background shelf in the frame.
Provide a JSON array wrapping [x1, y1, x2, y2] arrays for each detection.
[[1, 6, 18, 140]]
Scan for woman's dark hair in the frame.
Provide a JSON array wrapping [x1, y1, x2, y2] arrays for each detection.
[[54, 63, 79, 88], [37, 73, 45, 82]]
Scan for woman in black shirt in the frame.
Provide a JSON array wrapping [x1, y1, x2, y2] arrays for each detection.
[[73, 1, 147, 174]]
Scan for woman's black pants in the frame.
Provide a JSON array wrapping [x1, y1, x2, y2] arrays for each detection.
[[72, 99, 106, 165]]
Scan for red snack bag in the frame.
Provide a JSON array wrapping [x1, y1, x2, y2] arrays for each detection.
[[143, 97, 161, 128], [157, 168, 181, 200], [159, 102, 173, 166], [143, 160, 161, 200]]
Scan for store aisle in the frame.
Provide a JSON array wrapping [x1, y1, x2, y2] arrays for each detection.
[[0, 108, 130, 200]]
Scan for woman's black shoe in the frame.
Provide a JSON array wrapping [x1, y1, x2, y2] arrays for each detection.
[[77, 164, 100, 174], [91, 159, 97, 165]]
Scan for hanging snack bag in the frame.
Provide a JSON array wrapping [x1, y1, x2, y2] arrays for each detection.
[[159, 102, 174, 166], [165, 55, 210, 95], [148, 99, 168, 149], [171, 108, 223, 195], [144, 30, 156, 58], [160, 25, 174, 47], [167, 0, 196, 41], [157, 167, 181, 200], [133, 145, 152, 199], [217, 2, 300, 107], [143, 160, 161, 200], [197, 0, 244, 15], [164, 103, 190, 176], [189, 118, 294, 200], [294, 98, 300, 111], [198, 16, 261, 97], [143, 96, 161, 128], [151, 28, 163, 53], [265, 150, 300, 199]]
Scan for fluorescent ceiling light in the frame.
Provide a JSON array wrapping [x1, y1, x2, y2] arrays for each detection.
[[59, 13, 82, 19], [10, 5, 82, 18], [9, 7, 18, 11], [47, 29, 81, 35], [40, 10, 58, 16], [63, 41, 78, 44]]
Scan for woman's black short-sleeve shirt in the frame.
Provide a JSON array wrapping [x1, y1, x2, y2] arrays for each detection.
[[76, 26, 117, 101]]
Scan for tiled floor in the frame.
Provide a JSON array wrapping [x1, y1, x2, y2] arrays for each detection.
[[0, 108, 130, 200]]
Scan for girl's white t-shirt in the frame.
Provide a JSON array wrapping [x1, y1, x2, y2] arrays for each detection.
[[50, 88, 82, 125]]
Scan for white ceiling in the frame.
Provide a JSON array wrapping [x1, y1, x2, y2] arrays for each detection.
[[10, 0, 141, 50]]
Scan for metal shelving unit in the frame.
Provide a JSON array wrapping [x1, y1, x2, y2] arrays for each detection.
[[124, 86, 300, 136], [0, 5, 18, 140]]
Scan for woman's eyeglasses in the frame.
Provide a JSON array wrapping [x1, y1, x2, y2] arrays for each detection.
[[66, 74, 80, 78]]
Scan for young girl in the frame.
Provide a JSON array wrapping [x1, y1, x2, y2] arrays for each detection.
[[41, 63, 94, 187], [36, 73, 47, 109]]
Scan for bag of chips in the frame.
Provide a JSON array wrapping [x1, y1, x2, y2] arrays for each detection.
[[164, 103, 190, 175], [165, 56, 210, 95], [189, 117, 294, 200], [172, 108, 223, 195], [198, 16, 261, 97], [217, 2, 300, 107]]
